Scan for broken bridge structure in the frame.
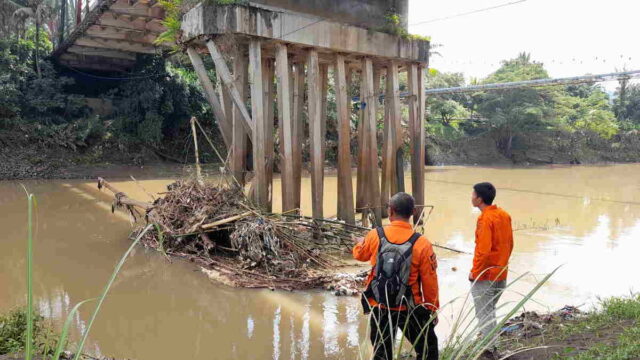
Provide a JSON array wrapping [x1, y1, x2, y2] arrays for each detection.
[[52, 0, 167, 72], [183, 0, 430, 226]]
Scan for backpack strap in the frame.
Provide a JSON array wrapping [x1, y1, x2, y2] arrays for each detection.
[[399, 232, 421, 260], [407, 232, 421, 246], [375, 226, 387, 252]]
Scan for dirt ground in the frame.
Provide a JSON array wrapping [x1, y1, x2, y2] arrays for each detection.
[[501, 310, 637, 360]]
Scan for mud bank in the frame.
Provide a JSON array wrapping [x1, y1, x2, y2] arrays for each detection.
[[426, 131, 640, 166], [500, 295, 640, 359]]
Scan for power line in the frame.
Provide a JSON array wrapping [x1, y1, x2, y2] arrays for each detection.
[[423, 69, 640, 95], [410, 0, 528, 26], [59, 62, 164, 80], [350, 69, 640, 102]]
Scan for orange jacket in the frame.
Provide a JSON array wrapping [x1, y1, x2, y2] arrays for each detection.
[[470, 205, 513, 282], [352, 221, 439, 311]]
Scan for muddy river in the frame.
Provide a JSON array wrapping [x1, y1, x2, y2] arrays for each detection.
[[1, 164, 639, 359]]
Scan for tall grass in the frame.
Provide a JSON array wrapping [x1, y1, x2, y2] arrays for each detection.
[[356, 266, 560, 360], [25, 191, 34, 360], [70, 224, 153, 360], [21, 189, 152, 360]]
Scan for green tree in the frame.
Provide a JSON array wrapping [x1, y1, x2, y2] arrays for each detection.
[[0, 34, 83, 127], [555, 84, 618, 138], [473, 52, 554, 158], [614, 82, 640, 126], [109, 56, 211, 147], [13, 0, 49, 76]]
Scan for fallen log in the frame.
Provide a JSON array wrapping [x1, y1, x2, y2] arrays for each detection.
[[97, 177, 154, 211]]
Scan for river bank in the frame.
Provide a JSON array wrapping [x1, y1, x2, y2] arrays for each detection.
[[426, 130, 640, 165], [499, 294, 640, 360], [2, 126, 640, 180]]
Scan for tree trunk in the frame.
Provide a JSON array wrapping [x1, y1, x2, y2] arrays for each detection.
[[76, 0, 82, 24], [506, 134, 513, 159], [59, 0, 66, 45], [35, 19, 40, 77]]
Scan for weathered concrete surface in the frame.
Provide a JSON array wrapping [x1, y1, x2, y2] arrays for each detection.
[[250, 0, 408, 30], [181, 3, 428, 63]]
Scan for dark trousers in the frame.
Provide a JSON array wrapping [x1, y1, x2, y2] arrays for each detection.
[[369, 306, 438, 360]]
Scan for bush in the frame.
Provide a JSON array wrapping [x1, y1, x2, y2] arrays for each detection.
[[0, 36, 88, 128], [0, 308, 57, 356], [108, 56, 211, 148]]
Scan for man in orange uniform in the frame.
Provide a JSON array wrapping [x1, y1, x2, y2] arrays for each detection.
[[469, 182, 513, 356], [353, 192, 439, 360]]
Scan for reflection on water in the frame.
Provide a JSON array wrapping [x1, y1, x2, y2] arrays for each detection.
[[1, 164, 640, 359]]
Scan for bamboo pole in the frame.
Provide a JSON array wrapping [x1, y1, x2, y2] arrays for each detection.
[[275, 43, 295, 212], [190, 117, 202, 183], [355, 69, 366, 213], [320, 63, 329, 160], [408, 63, 423, 222], [97, 178, 153, 210], [292, 61, 305, 210], [308, 49, 323, 219], [249, 40, 267, 208], [363, 58, 381, 225], [334, 54, 355, 225], [381, 67, 391, 218], [186, 47, 231, 148], [206, 40, 254, 136], [263, 58, 275, 211], [230, 49, 249, 186], [387, 61, 403, 194]]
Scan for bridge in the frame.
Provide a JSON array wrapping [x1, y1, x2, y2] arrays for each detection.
[[52, 0, 166, 72]]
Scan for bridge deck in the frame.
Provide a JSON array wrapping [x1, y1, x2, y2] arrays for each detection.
[[52, 0, 166, 72]]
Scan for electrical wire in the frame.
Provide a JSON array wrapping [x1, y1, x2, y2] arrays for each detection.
[[59, 61, 165, 80], [410, 0, 528, 26]]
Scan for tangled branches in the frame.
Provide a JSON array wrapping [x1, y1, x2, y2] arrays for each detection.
[[100, 178, 366, 290]]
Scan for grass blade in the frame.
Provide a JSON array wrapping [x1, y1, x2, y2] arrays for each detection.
[[467, 266, 561, 359], [25, 193, 34, 360], [73, 224, 153, 360], [52, 298, 96, 360]]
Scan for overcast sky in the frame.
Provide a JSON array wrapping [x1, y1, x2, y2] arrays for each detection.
[[408, 0, 639, 90]]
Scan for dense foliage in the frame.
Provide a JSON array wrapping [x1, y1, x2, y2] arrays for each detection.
[[426, 52, 634, 160], [0, 29, 218, 163], [0, 308, 57, 356], [0, 34, 92, 142], [105, 55, 212, 148], [0, 20, 638, 170]]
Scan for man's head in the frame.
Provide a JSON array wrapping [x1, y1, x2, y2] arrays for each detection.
[[388, 192, 415, 221], [472, 182, 496, 208]]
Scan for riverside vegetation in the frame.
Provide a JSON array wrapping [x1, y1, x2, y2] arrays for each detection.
[[2, 8, 640, 179]]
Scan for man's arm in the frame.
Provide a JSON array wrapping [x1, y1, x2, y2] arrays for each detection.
[[419, 242, 440, 312], [470, 218, 492, 280], [352, 229, 377, 262]]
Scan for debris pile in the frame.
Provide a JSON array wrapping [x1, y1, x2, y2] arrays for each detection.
[[98, 178, 367, 291], [323, 270, 369, 296], [501, 305, 583, 338]]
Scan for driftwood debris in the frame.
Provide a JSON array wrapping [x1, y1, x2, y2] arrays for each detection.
[[98, 177, 367, 291]]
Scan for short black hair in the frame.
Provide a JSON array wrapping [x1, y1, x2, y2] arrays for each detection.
[[473, 182, 496, 205], [389, 192, 415, 218]]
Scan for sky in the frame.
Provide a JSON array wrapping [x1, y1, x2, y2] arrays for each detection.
[[408, 0, 640, 90]]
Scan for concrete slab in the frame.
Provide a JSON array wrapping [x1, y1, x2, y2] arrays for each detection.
[[181, 3, 429, 63]]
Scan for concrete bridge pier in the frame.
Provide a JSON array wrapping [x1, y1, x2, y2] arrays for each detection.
[[182, 2, 429, 226]]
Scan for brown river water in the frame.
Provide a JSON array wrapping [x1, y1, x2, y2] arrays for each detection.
[[1, 164, 639, 359]]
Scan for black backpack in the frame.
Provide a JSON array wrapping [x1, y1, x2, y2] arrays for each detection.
[[362, 227, 421, 313]]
